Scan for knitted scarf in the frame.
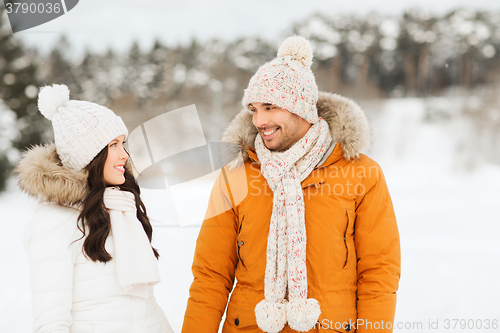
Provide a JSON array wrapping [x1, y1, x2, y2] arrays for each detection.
[[103, 187, 161, 298], [254, 118, 332, 333]]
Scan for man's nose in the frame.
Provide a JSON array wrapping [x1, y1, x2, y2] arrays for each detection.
[[253, 109, 269, 128]]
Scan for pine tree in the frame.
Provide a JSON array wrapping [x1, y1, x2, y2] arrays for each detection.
[[0, 7, 43, 191], [39, 35, 77, 93]]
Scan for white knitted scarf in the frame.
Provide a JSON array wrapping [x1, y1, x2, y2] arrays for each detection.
[[254, 119, 332, 333], [103, 188, 161, 298]]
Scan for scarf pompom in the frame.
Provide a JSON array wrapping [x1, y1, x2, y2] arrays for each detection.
[[286, 298, 322, 331], [255, 119, 331, 330], [255, 299, 287, 333]]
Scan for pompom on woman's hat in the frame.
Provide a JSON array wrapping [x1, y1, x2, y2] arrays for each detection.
[[38, 84, 128, 171], [242, 36, 319, 124]]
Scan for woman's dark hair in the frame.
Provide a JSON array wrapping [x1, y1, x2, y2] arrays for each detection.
[[77, 145, 159, 263]]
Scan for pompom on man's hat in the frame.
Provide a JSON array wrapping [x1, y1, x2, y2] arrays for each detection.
[[38, 84, 128, 171], [242, 36, 319, 123]]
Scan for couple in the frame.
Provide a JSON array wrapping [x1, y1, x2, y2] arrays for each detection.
[[18, 36, 400, 333]]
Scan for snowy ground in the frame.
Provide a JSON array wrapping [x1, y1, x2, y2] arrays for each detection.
[[1, 98, 499, 332]]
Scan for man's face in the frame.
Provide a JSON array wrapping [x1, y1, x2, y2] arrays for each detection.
[[250, 103, 312, 152]]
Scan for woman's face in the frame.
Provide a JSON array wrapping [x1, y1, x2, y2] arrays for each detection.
[[103, 135, 129, 186]]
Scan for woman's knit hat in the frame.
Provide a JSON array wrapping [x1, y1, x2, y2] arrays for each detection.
[[242, 36, 319, 124], [38, 84, 128, 171]]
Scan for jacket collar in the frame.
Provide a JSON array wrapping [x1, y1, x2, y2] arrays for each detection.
[[224, 92, 371, 167], [15, 143, 90, 206], [15, 143, 133, 206], [15, 92, 370, 205]]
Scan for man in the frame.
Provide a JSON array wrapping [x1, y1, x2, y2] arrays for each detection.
[[182, 36, 400, 333]]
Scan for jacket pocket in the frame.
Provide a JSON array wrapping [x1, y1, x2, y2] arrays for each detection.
[[342, 210, 355, 270], [317, 305, 357, 332], [236, 214, 246, 269], [224, 300, 258, 329]]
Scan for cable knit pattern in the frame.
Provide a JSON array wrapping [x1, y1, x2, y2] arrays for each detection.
[[18, 145, 174, 333], [254, 118, 332, 332], [38, 84, 128, 171], [242, 36, 319, 124]]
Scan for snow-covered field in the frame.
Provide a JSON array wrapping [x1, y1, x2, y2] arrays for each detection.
[[1, 98, 499, 332]]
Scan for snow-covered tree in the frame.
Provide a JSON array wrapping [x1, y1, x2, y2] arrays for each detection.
[[0, 100, 17, 191], [0, 7, 44, 191]]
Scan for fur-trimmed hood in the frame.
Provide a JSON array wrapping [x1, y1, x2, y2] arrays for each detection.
[[15, 92, 370, 205], [15, 143, 89, 206], [221, 92, 371, 162]]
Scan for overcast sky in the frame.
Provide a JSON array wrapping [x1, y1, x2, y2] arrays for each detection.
[[8, 0, 500, 57]]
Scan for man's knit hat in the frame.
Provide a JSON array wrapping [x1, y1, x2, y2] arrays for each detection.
[[242, 36, 319, 124], [38, 84, 128, 171]]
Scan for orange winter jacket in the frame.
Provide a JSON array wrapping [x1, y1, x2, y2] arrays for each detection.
[[182, 92, 401, 333]]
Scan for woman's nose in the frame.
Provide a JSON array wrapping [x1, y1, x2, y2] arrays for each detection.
[[120, 147, 129, 160]]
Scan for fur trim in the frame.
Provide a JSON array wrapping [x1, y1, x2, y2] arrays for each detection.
[[15, 143, 89, 206], [316, 92, 371, 160], [15, 143, 134, 206], [221, 92, 371, 163]]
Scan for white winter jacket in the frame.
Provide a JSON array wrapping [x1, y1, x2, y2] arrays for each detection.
[[17, 144, 174, 333]]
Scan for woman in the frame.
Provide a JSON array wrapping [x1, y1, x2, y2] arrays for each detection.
[[16, 84, 174, 333]]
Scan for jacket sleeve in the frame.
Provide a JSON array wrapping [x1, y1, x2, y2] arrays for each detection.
[[182, 168, 239, 333], [354, 162, 401, 333], [24, 205, 78, 333]]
